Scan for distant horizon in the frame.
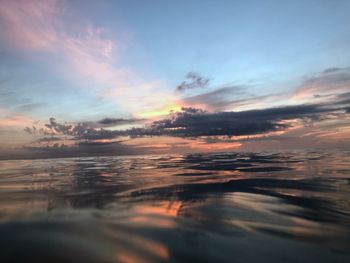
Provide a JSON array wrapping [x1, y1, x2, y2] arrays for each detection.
[[1, 145, 349, 161]]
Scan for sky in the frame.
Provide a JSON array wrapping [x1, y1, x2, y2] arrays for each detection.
[[0, 0, 350, 159]]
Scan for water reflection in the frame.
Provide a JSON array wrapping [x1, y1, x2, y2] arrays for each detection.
[[0, 150, 350, 262]]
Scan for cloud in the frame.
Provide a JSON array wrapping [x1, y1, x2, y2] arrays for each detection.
[[323, 67, 342, 74], [97, 117, 144, 126], [18, 66, 350, 156], [24, 117, 129, 141], [0, 0, 114, 83], [0, 0, 61, 50], [15, 102, 46, 112], [182, 86, 246, 110], [27, 97, 350, 144], [333, 92, 350, 106], [16, 103, 350, 158], [0, 107, 34, 128], [132, 97, 350, 141], [180, 66, 350, 113], [0, 115, 32, 128], [176, 72, 210, 92], [293, 67, 350, 102], [0, 0, 170, 114], [136, 104, 333, 138]]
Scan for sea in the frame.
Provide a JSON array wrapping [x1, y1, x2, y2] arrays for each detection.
[[0, 150, 350, 262]]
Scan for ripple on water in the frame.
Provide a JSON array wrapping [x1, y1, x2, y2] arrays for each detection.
[[0, 150, 350, 262]]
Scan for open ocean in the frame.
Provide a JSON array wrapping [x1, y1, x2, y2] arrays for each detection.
[[0, 150, 350, 263]]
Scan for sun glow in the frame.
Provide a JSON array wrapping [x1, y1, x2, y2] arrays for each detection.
[[137, 104, 182, 118]]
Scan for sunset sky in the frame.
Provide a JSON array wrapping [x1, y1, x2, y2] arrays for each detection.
[[0, 0, 350, 159]]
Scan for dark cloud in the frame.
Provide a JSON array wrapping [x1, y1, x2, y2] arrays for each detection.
[[25, 117, 126, 142], [27, 97, 350, 144], [29, 117, 144, 138], [323, 67, 341, 74], [334, 92, 350, 106], [97, 117, 144, 126], [45, 117, 73, 135], [135, 104, 334, 138], [24, 126, 33, 135], [177, 72, 210, 92], [85, 103, 345, 140]]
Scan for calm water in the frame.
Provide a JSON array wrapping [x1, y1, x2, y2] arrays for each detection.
[[0, 150, 350, 263]]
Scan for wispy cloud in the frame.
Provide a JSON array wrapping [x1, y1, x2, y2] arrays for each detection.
[[181, 85, 246, 111], [293, 67, 350, 103], [0, 0, 170, 114], [0, 107, 34, 128], [0, 0, 114, 82], [179, 67, 350, 113], [0, 114, 33, 127], [0, 0, 61, 50]]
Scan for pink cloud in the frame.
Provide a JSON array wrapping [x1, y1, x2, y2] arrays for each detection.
[[0, 0, 171, 113], [292, 68, 350, 103], [0, 115, 33, 127], [0, 0, 60, 50], [0, 0, 115, 81]]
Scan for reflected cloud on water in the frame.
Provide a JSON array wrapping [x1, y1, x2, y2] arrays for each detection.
[[0, 150, 350, 262]]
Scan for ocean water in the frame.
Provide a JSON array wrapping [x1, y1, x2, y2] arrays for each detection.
[[0, 150, 350, 263]]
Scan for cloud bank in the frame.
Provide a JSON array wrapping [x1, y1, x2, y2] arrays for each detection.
[[2, 66, 344, 158]]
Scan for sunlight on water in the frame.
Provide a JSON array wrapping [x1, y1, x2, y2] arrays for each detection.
[[0, 150, 350, 262]]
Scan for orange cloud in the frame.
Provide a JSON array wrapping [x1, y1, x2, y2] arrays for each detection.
[[0, 108, 35, 146], [0, 107, 33, 128], [0, 115, 32, 127]]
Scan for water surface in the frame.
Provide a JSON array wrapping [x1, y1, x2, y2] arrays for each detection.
[[1, 150, 350, 262]]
